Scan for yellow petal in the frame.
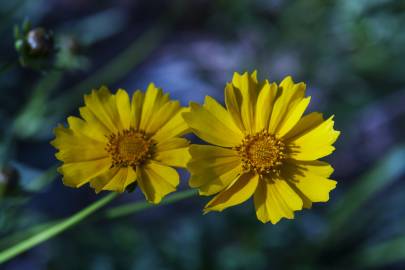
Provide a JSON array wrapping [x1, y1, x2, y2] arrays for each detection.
[[224, 83, 245, 131], [203, 96, 243, 138], [104, 167, 136, 192], [139, 83, 166, 131], [116, 89, 131, 130], [183, 103, 243, 147], [84, 86, 121, 132], [59, 158, 111, 188], [188, 145, 241, 193], [276, 96, 311, 137], [255, 82, 278, 132], [254, 177, 303, 224], [272, 177, 303, 213], [283, 112, 324, 140], [287, 160, 334, 178], [130, 90, 144, 130], [282, 162, 337, 202], [268, 77, 306, 134], [254, 180, 271, 223], [137, 162, 179, 203], [204, 173, 259, 212], [145, 100, 181, 135], [287, 116, 340, 160], [152, 107, 190, 143], [90, 167, 120, 192], [154, 147, 190, 168], [155, 138, 189, 151], [187, 145, 241, 176], [267, 179, 294, 220], [51, 125, 108, 163], [198, 165, 242, 196], [79, 107, 111, 136], [232, 72, 258, 133], [90, 167, 137, 193], [66, 116, 107, 142]]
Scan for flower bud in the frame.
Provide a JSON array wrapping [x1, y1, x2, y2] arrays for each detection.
[[0, 165, 20, 196], [27, 27, 54, 56]]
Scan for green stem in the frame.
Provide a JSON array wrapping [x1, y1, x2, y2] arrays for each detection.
[[104, 189, 198, 219], [0, 192, 118, 264]]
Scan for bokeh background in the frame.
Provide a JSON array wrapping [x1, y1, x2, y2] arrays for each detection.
[[1, 0, 405, 269]]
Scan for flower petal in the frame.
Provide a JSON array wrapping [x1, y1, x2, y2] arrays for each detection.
[[255, 81, 278, 132], [139, 83, 168, 131], [183, 102, 242, 147], [203, 96, 244, 138], [286, 116, 340, 160], [137, 161, 179, 203], [51, 125, 108, 163], [90, 167, 137, 193], [254, 177, 303, 224], [155, 138, 189, 151], [254, 180, 271, 223], [276, 96, 311, 137], [187, 145, 241, 177], [283, 112, 324, 140], [58, 158, 111, 188], [198, 165, 242, 196], [79, 106, 111, 136], [84, 86, 121, 132], [225, 83, 245, 132], [204, 173, 259, 213], [154, 147, 190, 168], [130, 90, 144, 130], [282, 162, 337, 203], [152, 108, 190, 143], [116, 89, 131, 130], [232, 71, 259, 133], [145, 101, 181, 135], [286, 160, 334, 178], [188, 145, 242, 194], [66, 116, 107, 142], [268, 77, 306, 134]]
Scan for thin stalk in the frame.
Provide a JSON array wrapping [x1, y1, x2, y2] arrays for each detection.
[[104, 189, 198, 219], [0, 192, 118, 264]]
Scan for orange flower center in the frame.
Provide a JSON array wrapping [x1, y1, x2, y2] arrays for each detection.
[[236, 130, 285, 175], [106, 129, 152, 168]]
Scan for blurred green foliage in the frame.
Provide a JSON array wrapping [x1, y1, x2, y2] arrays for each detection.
[[0, 0, 405, 269]]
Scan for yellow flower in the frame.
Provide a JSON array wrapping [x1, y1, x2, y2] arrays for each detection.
[[183, 71, 340, 224], [51, 84, 190, 203]]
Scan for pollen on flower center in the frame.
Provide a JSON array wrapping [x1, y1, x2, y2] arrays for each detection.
[[236, 130, 285, 175], [106, 129, 152, 168]]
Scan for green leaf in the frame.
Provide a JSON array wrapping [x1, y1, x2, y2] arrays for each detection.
[[354, 234, 405, 268], [327, 145, 405, 236]]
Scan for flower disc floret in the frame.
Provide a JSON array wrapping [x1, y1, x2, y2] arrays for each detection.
[[236, 130, 285, 175], [106, 128, 153, 168]]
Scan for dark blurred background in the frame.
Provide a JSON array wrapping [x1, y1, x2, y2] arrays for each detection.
[[1, 0, 405, 269]]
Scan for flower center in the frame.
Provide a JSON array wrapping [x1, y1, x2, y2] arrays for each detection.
[[106, 129, 152, 168], [236, 130, 285, 175]]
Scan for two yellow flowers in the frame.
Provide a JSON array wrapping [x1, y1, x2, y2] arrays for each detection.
[[52, 71, 340, 224]]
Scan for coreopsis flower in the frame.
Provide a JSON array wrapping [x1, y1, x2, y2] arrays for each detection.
[[51, 84, 190, 203], [183, 71, 340, 224]]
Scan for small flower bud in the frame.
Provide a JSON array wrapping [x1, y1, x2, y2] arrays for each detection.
[[0, 165, 20, 196], [27, 27, 54, 56], [14, 20, 56, 70]]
